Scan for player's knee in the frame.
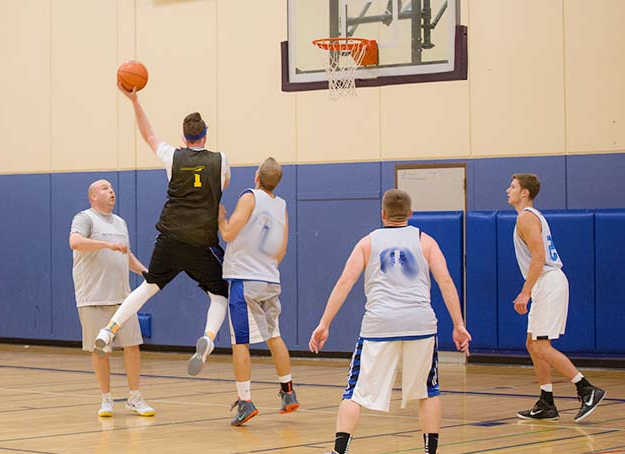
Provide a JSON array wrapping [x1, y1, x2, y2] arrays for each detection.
[[530, 340, 551, 359]]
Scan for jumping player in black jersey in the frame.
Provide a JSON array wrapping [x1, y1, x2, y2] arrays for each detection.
[[95, 83, 230, 371]]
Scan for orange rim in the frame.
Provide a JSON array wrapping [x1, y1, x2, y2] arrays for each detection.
[[312, 37, 371, 52]]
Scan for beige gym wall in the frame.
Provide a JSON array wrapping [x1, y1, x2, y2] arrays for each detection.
[[0, 0, 624, 174]]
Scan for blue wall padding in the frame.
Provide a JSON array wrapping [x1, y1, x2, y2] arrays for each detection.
[[409, 212, 463, 350], [546, 211, 595, 353], [496, 211, 598, 353], [595, 211, 625, 353], [297, 199, 379, 351], [496, 212, 527, 349], [465, 212, 498, 349], [567, 154, 625, 209], [0, 174, 52, 338], [1, 157, 625, 357]]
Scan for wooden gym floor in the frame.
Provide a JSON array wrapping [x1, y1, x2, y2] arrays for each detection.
[[0, 344, 623, 454]]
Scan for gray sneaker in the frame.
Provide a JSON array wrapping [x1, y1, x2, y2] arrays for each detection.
[[230, 399, 259, 426], [94, 328, 115, 356], [279, 390, 300, 414], [187, 336, 214, 376]]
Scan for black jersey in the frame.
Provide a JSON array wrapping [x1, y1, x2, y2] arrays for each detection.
[[156, 148, 222, 247]]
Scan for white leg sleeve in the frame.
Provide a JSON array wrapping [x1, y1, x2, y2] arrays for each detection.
[[204, 292, 228, 335], [111, 281, 160, 327]]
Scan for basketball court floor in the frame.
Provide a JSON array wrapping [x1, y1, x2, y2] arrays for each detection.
[[0, 344, 623, 453]]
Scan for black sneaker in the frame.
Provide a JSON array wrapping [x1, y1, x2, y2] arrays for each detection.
[[574, 386, 606, 423], [517, 398, 559, 421]]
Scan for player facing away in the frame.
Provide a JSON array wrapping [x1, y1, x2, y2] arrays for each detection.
[[309, 189, 471, 454], [94, 84, 230, 360], [217, 158, 298, 426], [507, 173, 606, 422]]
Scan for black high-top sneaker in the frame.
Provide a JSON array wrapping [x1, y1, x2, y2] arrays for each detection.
[[574, 385, 606, 423], [517, 398, 559, 421]]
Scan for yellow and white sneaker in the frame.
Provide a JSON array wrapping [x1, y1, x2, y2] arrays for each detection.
[[126, 392, 155, 417], [98, 395, 113, 417]]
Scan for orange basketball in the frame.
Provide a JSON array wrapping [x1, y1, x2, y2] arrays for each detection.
[[117, 60, 148, 92]]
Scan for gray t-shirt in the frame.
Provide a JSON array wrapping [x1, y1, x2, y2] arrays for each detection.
[[71, 209, 131, 307]]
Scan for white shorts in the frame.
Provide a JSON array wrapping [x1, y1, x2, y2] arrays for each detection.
[[342, 335, 439, 412], [77, 305, 143, 352], [528, 269, 569, 340], [228, 280, 281, 345]]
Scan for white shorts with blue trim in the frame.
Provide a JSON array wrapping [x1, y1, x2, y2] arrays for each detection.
[[528, 269, 569, 340], [342, 335, 439, 412], [228, 279, 281, 345]]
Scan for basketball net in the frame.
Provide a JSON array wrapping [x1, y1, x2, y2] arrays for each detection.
[[313, 38, 377, 100]]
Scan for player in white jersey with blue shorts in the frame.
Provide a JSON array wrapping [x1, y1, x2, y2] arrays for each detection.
[[309, 189, 471, 454], [507, 173, 606, 422], [217, 157, 299, 426]]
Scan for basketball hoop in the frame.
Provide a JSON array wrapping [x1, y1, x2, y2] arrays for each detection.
[[313, 38, 378, 99]]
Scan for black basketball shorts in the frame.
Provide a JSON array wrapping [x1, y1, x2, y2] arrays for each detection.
[[143, 234, 228, 297]]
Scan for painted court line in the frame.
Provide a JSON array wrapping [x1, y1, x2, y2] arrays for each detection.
[[2, 364, 624, 402]]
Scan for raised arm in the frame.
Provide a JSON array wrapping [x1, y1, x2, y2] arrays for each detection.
[[118, 83, 160, 153], [218, 192, 255, 242], [309, 236, 370, 353], [513, 211, 545, 315], [421, 232, 471, 354]]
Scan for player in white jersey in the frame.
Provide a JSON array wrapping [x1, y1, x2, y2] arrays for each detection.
[[309, 189, 471, 454], [507, 173, 606, 422], [214, 158, 298, 426]]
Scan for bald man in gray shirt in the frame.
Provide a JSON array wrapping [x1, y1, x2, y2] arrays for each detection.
[[70, 179, 155, 417]]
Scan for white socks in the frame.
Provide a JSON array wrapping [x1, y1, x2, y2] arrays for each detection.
[[540, 384, 553, 393], [204, 292, 228, 336], [278, 374, 292, 384], [129, 389, 142, 401], [571, 372, 584, 384], [236, 381, 251, 401], [111, 281, 160, 327]]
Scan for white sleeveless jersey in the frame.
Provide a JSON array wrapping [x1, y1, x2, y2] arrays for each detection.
[[513, 207, 563, 279], [361, 226, 437, 338], [223, 189, 286, 283]]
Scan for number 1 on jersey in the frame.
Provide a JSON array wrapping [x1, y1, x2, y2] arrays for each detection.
[[194, 173, 202, 188]]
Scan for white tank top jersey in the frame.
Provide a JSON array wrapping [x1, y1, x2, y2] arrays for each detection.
[[513, 207, 563, 279], [223, 189, 286, 284], [361, 225, 437, 338]]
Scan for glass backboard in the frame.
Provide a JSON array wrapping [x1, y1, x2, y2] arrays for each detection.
[[285, 0, 464, 89]]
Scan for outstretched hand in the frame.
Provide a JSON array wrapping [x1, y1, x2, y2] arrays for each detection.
[[309, 324, 329, 354], [453, 325, 472, 356], [117, 81, 138, 102]]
